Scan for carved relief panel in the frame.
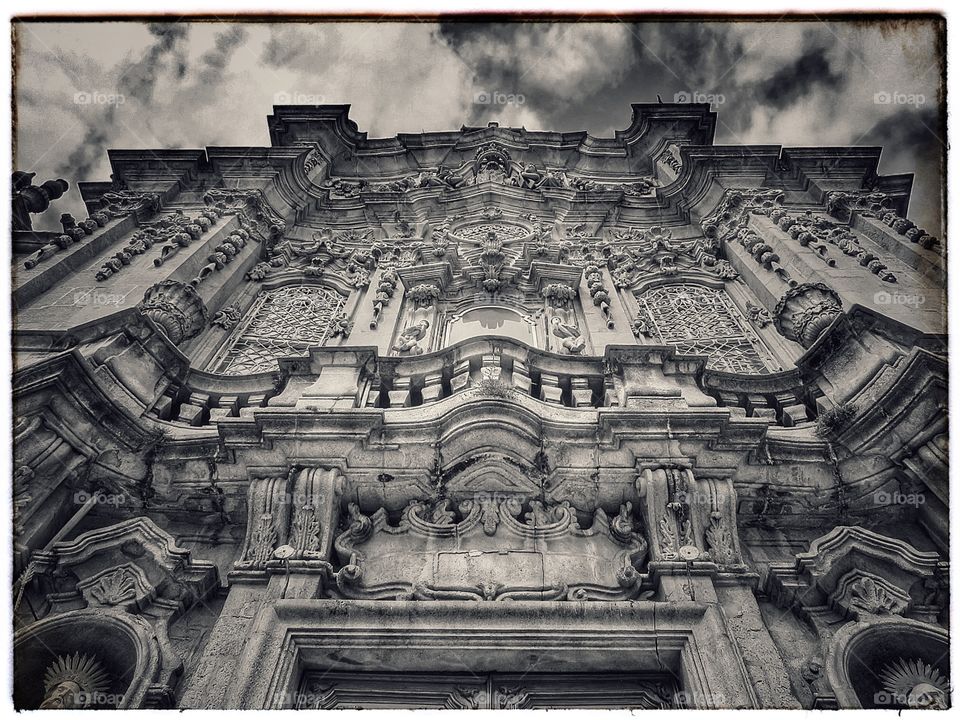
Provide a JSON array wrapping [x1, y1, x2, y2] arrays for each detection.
[[330, 497, 650, 601], [296, 671, 681, 709]]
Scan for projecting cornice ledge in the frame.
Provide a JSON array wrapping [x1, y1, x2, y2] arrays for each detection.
[[611, 102, 716, 154], [265, 102, 718, 164]]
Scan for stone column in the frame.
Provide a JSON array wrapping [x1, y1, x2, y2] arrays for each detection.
[[180, 468, 343, 708]]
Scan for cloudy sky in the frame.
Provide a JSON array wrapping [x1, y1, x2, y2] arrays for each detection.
[[14, 19, 944, 232]]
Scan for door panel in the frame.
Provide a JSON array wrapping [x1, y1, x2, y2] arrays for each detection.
[[296, 671, 682, 709]]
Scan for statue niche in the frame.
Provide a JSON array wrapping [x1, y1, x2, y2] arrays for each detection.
[[542, 283, 587, 355]]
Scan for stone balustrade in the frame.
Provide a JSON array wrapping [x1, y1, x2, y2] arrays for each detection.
[[145, 336, 818, 428]]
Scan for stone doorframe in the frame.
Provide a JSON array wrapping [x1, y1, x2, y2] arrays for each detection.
[[217, 599, 762, 709]]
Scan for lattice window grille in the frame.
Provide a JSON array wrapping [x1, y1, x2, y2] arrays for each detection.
[[635, 284, 773, 374], [212, 285, 346, 375]]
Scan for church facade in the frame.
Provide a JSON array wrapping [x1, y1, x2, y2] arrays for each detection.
[[12, 103, 948, 709]]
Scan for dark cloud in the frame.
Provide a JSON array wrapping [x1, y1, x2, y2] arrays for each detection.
[[58, 108, 115, 181], [260, 26, 343, 72], [861, 106, 944, 233], [198, 26, 248, 85], [51, 25, 190, 180], [116, 23, 189, 103], [755, 45, 844, 109]]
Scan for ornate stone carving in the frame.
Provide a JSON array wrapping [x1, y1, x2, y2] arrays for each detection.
[[830, 571, 909, 618], [236, 469, 344, 571], [768, 208, 896, 282], [324, 150, 659, 197], [22, 211, 114, 269], [826, 190, 939, 249], [24, 517, 218, 708], [651, 467, 696, 560], [203, 188, 286, 242], [189, 228, 250, 287], [94, 209, 218, 280], [773, 282, 842, 348], [704, 511, 737, 565], [701, 189, 796, 285], [479, 229, 507, 292], [392, 319, 430, 355], [824, 190, 892, 222], [701, 188, 785, 242], [765, 526, 944, 629], [41, 652, 110, 709], [320, 177, 365, 197], [584, 264, 614, 328], [640, 466, 743, 569], [137, 279, 209, 345], [328, 310, 354, 338], [613, 226, 696, 277], [549, 315, 586, 354], [87, 566, 139, 606], [331, 497, 650, 601], [151, 209, 220, 268], [746, 301, 773, 328], [878, 657, 949, 709], [406, 283, 441, 310], [95, 189, 161, 220], [711, 258, 739, 279], [24, 232, 75, 270], [370, 270, 399, 329], [12, 171, 69, 231], [211, 304, 242, 330], [302, 146, 324, 174]]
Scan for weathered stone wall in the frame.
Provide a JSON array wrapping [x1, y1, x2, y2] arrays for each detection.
[[12, 104, 947, 710]]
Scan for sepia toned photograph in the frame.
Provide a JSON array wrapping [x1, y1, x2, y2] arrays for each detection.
[[7, 10, 949, 711]]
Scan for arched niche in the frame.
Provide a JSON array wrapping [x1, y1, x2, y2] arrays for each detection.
[[445, 305, 537, 348], [825, 617, 949, 709], [14, 609, 160, 709]]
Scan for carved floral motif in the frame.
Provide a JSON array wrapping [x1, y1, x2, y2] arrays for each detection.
[[88, 566, 138, 606], [211, 304, 242, 330], [826, 190, 939, 250]]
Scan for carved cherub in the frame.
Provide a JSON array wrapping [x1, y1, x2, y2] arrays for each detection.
[[549, 316, 586, 354], [392, 319, 430, 355]]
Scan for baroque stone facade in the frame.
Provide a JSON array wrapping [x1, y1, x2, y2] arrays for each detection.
[[12, 103, 948, 709]]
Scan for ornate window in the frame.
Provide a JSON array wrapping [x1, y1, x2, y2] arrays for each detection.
[[212, 285, 346, 375], [635, 284, 773, 374]]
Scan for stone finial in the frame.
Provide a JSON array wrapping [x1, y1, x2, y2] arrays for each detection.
[[773, 282, 843, 348], [12, 171, 69, 231], [137, 280, 209, 345]]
